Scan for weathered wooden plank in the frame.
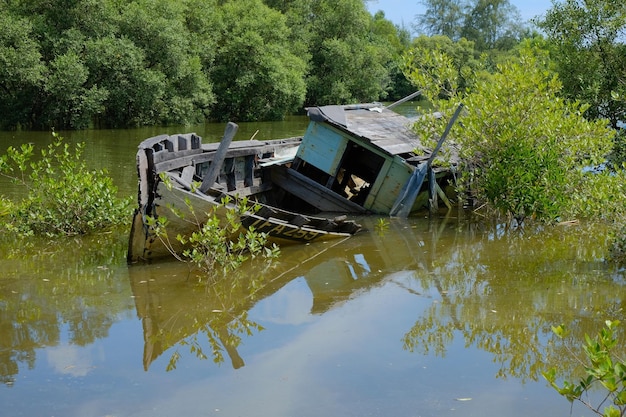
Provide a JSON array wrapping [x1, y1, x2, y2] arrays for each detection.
[[228, 181, 273, 198], [343, 109, 424, 154], [136, 149, 151, 206], [305, 218, 337, 231], [153, 137, 301, 173], [181, 166, 195, 184], [428, 167, 438, 212], [175, 133, 201, 151], [271, 166, 368, 214], [436, 181, 452, 210], [202, 137, 301, 153], [138, 134, 171, 151], [386, 90, 422, 109], [296, 123, 347, 175], [257, 206, 278, 219], [366, 157, 414, 214], [268, 216, 289, 224], [153, 147, 203, 164], [199, 123, 237, 193], [290, 214, 310, 227]]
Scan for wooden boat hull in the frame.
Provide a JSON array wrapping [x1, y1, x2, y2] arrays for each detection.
[[128, 180, 358, 261], [127, 131, 362, 262]]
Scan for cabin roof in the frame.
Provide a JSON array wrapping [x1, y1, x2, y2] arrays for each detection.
[[307, 103, 430, 156]]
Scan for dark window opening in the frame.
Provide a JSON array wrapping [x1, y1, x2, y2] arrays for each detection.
[[293, 158, 331, 187], [332, 142, 385, 206]]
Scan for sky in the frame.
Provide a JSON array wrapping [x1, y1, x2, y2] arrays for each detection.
[[366, 0, 553, 32]]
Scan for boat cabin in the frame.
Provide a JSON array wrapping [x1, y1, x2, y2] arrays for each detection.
[[271, 103, 449, 215]]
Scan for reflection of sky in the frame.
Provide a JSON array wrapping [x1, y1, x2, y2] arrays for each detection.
[[250, 277, 314, 325], [353, 253, 370, 274], [118, 271, 574, 417], [46, 344, 98, 377]]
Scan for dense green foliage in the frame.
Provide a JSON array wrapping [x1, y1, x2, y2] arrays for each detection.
[[545, 321, 626, 417], [0, 0, 409, 129], [209, 0, 306, 121], [0, 133, 131, 236], [262, 0, 410, 105], [371, 11, 415, 100], [415, 0, 526, 51], [0, 0, 216, 128], [535, 0, 626, 262], [297, 0, 393, 105], [538, 0, 626, 129], [402, 35, 482, 98], [403, 43, 616, 223]]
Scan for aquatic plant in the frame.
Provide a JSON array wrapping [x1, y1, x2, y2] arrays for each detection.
[[0, 132, 131, 236], [375, 217, 390, 235], [544, 320, 626, 417], [147, 173, 280, 277]]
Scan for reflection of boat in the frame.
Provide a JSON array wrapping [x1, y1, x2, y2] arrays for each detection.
[[127, 99, 460, 261], [128, 218, 430, 371]]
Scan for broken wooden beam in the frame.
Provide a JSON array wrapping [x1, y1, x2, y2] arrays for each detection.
[[199, 122, 238, 193]]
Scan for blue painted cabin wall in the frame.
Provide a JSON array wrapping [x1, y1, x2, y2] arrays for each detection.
[[297, 121, 419, 214], [296, 122, 347, 175], [365, 156, 414, 213]]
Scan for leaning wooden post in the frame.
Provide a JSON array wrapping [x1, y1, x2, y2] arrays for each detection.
[[426, 103, 464, 212], [428, 168, 438, 212], [199, 122, 238, 193], [390, 104, 464, 217], [386, 90, 422, 109]]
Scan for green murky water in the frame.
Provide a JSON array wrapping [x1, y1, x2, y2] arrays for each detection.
[[0, 116, 624, 417]]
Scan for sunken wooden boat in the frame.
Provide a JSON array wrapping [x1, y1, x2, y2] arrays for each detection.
[[127, 99, 460, 262], [127, 126, 361, 262]]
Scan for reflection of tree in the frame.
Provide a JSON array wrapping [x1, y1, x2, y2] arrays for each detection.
[[165, 310, 261, 371], [401, 218, 626, 382], [131, 255, 298, 371], [128, 214, 626, 383], [0, 230, 131, 386], [131, 236, 366, 371], [0, 308, 42, 385]]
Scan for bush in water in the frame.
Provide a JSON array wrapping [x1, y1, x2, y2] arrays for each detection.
[[0, 132, 131, 236], [147, 173, 280, 277]]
